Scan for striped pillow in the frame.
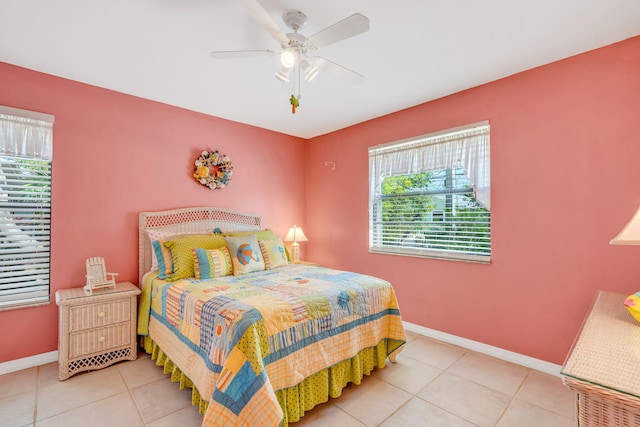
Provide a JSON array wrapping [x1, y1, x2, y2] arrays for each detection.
[[151, 239, 174, 279], [193, 247, 233, 279]]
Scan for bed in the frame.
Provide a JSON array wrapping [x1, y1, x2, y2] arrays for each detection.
[[136, 206, 406, 426]]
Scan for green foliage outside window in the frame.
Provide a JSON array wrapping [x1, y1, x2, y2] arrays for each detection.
[[377, 169, 490, 255]]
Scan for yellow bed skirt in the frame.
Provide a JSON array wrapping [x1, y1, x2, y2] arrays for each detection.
[[143, 336, 403, 426]]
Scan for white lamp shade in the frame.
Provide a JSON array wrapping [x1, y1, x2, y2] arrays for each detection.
[[275, 67, 290, 83], [611, 207, 640, 245], [299, 59, 318, 82], [284, 226, 308, 243]]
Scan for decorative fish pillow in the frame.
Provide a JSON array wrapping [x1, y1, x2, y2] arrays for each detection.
[[224, 235, 266, 276], [259, 238, 289, 269]]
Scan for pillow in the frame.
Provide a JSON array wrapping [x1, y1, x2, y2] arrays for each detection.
[[258, 238, 289, 269], [164, 234, 227, 281], [151, 239, 174, 279], [624, 292, 640, 324], [224, 228, 278, 240], [224, 235, 266, 276], [193, 247, 233, 279], [225, 229, 290, 261], [147, 229, 201, 273]]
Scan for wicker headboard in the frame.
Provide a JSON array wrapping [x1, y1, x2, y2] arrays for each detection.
[[138, 206, 262, 285]]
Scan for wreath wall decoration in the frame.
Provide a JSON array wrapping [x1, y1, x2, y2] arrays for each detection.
[[193, 150, 233, 190]]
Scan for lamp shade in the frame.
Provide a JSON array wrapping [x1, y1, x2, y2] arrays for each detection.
[[611, 207, 640, 245], [275, 67, 290, 83], [284, 225, 308, 243], [299, 59, 318, 82]]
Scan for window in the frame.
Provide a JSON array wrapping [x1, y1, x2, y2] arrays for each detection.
[[369, 122, 490, 263], [0, 106, 53, 310]]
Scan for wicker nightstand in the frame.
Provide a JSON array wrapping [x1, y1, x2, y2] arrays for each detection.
[[562, 291, 640, 426], [55, 281, 141, 380]]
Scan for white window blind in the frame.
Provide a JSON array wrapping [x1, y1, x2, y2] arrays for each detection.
[[369, 122, 491, 263], [0, 106, 53, 310]]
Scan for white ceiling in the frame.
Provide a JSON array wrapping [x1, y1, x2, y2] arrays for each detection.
[[1, 0, 639, 139]]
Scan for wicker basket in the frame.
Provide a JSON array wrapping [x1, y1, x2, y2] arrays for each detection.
[[564, 375, 640, 426], [562, 291, 640, 427]]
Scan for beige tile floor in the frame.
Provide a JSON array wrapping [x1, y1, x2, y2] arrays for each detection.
[[0, 331, 576, 426]]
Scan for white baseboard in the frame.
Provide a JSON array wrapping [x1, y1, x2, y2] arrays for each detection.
[[0, 351, 58, 376], [403, 321, 562, 377], [0, 325, 562, 378]]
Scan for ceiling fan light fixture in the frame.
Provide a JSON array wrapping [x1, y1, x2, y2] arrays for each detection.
[[305, 68, 319, 81], [275, 67, 290, 82], [280, 49, 297, 68], [300, 59, 318, 81]]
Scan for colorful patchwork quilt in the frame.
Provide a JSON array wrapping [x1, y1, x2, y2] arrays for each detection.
[[139, 264, 406, 426]]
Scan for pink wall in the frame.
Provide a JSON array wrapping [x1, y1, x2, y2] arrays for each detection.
[[0, 63, 306, 363], [2, 35, 640, 366], [305, 36, 640, 365]]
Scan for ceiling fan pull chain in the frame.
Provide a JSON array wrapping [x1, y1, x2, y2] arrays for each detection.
[[289, 63, 302, 114], [297, 65, 302, 101]]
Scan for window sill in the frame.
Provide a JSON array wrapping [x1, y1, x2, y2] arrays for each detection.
[[0, 300, 50, 312], [369, 247, 491, 264]]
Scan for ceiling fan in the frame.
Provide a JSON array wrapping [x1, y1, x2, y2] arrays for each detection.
[[210, 0, 370, 112]]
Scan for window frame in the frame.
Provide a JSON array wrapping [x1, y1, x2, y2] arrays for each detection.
[[368, 122, 491, 263], [0, 106, 54, 311]]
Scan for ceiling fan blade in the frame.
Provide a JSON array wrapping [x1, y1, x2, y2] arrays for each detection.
[[307, 13, 370, 49], [210, 49, 277, 59], [240, 0, 289, 46], [312, 57, 364, 85]]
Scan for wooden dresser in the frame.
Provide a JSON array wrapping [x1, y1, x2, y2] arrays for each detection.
[[55, 281, 140, 380]]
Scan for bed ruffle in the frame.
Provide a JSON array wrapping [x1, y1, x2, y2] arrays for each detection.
[[143, 336, 403, 426]]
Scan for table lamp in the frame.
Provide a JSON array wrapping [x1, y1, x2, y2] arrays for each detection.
[[285, 225, 308, 264], [611, 207, 640, 245], [610, 207, 640, 323]]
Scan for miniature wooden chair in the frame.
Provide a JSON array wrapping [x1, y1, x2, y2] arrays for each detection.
[[84, 257, 118, 293]]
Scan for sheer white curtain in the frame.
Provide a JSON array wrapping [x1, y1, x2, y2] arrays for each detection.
[[0, 106, 54, 160], [369, 121, 490, 210]]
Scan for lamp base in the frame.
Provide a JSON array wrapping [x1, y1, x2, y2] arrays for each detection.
[[291, 242, 300, 264]]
